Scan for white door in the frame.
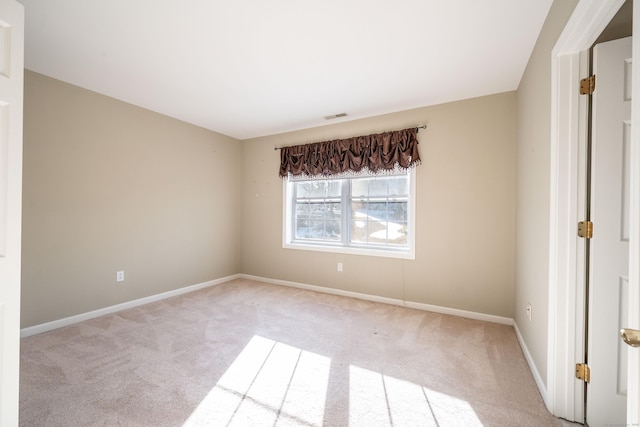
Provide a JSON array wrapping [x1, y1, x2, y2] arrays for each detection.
[[627, 1, 640, 422], [588, 36, 632, 427], [0, 0, 23, 425]]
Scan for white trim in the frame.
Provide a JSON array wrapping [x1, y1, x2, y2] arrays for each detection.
[[548, 49, 586, 421], [514, 321, 549, 407], [554, 0, 625, 54], [20, 274, 240, 337], [239, 274, 514, 326], [627, 3, 640, 423], [548, 0, 625, 421], [282, 241, 414, 260]]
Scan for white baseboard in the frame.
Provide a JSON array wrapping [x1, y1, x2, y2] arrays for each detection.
[[22, 271, 519, 341], [513, 321, 549, 407], [239, 274, 514, 326], [20, 274, 240, 338]]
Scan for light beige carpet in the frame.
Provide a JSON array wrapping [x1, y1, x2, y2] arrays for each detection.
[[20, 278, 560, 426]]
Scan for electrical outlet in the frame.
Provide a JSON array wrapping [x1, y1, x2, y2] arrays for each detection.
[[337, 262, 343, 272], [116, 271, 125, 282], [526, 303, 532, 321]]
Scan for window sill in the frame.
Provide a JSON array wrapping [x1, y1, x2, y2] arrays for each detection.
[[283, 241, 415, 260]]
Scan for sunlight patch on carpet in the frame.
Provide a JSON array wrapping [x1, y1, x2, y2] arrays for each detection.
[[183, 335, 330, 426], [349, 365, 483, 426], [184, 334, 482, 426]]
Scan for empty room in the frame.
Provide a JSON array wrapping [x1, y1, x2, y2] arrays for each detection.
[[1, 0, 639, 426]]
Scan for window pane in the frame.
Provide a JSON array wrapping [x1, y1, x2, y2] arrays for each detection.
[[387, 221, 408, 244], [351, 219, 408, 245], [295, 182, 315, 198], [348, 175, 409, 248], [325, 220, 341, 240], [307, 220, 326, 238], [387, 201, 408, 221], [367, 201, 389, 220], [326, 181, 341, 197], [295, 202, 310, 217], [296, 180, 341, 198], [350, 220, 368, 243], [294, 200, 341, 241], [295, 218, 310, 238], [367, 223, 388, 243], [299, 220, 340, 241], [396, 223, 408, 244], [351, 200, 367, 220], [368, 178, 389, 196], [351, 179, 368, 197], [327, 201, 341, 219], [297, 201, 340, 219], [388, 176, 409, 196], [308, 202, 327, 218], [351, 199, 368, 244]]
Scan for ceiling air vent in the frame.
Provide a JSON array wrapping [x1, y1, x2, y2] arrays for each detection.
[[324, 112, 348, 120]]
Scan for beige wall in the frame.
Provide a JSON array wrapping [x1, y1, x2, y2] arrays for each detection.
[[24, 5, 574, 331], [515, 0, 578, 385], [21, 71, 242, 327], [242, 92, 517, 318]]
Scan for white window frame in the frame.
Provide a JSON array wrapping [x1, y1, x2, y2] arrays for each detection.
[[282, 170, 416, 260]]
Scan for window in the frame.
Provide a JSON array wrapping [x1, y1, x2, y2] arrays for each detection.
[[283, 171, 415, 259]]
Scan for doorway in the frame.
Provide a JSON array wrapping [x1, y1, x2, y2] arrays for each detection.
[[548, 0, 639, 424]]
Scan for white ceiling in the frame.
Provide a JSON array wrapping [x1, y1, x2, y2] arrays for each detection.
[[19, 0, 553, 140]]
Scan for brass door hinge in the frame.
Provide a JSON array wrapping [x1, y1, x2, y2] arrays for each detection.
[[578, 221, 593, 239], [576, 363, 591, 383], [580, 75, 596, 95]]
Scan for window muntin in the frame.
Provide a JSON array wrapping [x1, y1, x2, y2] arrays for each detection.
[[284, 172, 415, 259]]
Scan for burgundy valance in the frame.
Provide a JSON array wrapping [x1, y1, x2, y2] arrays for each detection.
[[278, 127, 422, 178]]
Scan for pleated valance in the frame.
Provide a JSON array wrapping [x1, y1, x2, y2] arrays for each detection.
[[278, 127, 422, 178]]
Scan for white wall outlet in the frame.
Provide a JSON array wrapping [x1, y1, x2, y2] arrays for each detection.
[[116, 271, 125, 282], [337, 262, 343, 272], [526, 303, 532, 321]]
